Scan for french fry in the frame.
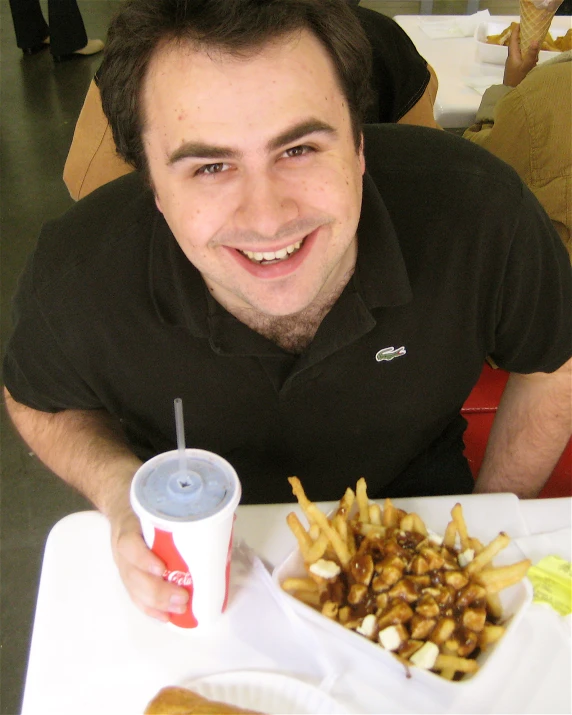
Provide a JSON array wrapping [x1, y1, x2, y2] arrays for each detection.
[[336, 487, 355, 519], [357, 522, 386, 538], [464, 532, 510, 575], [308, 523, 320, 540], [369, 503, 382, 525], [400, 512, 427, 536], [475, 560, 532, 593], [486, 592, 503, 620], [479, 624, 505, 648], [286, 511, 313, 559], [439, 669, 456, 680], [281, 576, 319, 592], [322, 601, 339, 619], [434, 654, 479, 674], [333, 514, 356, 557], [451, 503, 470, 551], [443, 519, 457, 548], [356, 478, 370, 523], [306, 503, 352, 566], [291, 589, 321, 608], [306, 533, 329, 562], [288, 476, 319, 526], [382, 497, 399, 527]]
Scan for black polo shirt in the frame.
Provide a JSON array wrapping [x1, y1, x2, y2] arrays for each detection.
[[4, 126, 571, 503]]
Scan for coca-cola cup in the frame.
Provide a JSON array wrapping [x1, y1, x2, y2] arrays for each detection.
[[130, 448, 241, 629]]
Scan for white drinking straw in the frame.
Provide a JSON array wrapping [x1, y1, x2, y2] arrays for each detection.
[[174, 397, 186, 475]]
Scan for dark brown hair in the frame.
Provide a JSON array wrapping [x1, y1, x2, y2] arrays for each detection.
[[98, 0, 373, 175]]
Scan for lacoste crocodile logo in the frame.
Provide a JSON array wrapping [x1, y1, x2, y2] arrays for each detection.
[[375, 346, 407, 362]]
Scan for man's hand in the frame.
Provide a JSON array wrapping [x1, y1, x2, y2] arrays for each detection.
[[110, 506, 189, 621], [504, 24, 540, 87], [3, 389, 190, 622]]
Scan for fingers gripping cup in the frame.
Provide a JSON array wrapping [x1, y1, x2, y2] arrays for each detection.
[[130, 449, 241, 629]]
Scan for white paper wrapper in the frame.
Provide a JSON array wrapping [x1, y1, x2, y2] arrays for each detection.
[[420, 10, 490, 39]]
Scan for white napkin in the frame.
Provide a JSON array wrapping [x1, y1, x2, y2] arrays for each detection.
[[231, 541, 344, 688], [463, 75, 501, 94], [513, 527, 571, 564], [419, 10, 490, 39]]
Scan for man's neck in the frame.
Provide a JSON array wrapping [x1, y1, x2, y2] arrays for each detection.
[[228, 266, 355, 354]]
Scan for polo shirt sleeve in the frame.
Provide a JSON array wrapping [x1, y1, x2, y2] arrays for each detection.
[[489, 183, 572, 374], [3, 250, 103, 412], [354, 6, 430, 123]]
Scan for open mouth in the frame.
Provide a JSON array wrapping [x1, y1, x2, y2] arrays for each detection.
[[238, 237, 305, 265]]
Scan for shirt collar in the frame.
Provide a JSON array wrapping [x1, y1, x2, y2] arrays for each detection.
[[354, 171, 412, 308]]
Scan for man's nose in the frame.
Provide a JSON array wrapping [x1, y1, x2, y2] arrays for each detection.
[[233, 173, 298, 237]]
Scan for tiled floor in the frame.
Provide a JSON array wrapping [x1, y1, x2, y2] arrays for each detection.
[[1, 0, 557, 712]]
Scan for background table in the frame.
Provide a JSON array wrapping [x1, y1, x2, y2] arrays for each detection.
[[22, 496, 571, 714], [394, 15, 572, 128]]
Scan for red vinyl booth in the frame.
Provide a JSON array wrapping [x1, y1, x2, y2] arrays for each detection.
[[462, 364, 572, 498]]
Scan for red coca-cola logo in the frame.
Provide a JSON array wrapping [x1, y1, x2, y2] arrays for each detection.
[[163, 569, 193, 587], [152, 528, 198, 628]]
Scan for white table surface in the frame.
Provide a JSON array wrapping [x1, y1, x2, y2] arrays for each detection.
[[22, 495, 571, 715], [394, 15, 572, 128]]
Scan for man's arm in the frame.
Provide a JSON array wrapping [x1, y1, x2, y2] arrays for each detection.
[[3, 387, 188, 620], [474, 357, 572, 497]]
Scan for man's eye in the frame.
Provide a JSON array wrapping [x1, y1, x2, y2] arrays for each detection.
[[195, 162, 229, 176], [284, 145, 313, 158]]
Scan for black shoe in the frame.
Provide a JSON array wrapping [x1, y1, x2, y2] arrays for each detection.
[[22, 42, 49, 56]]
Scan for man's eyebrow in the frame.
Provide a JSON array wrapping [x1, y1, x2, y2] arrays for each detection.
[[168, 142, 239, 165], [266, 119, 337, 152], [167, 119, 337, 166]]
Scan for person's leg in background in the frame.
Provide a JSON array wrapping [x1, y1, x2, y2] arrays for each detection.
[[8, 0, 50, 55], [47, 0, 88, 57]]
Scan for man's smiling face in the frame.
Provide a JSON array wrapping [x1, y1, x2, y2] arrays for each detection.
[[143, 30, 365, 318]]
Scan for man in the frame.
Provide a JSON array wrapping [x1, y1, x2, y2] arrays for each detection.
[[3, 0, 571, 623]]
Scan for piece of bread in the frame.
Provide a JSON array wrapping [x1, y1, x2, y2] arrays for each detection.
[[144, 686, 263, 714]]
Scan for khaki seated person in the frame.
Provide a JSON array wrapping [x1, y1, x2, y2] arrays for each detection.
[[63, 4, 440, 200], [464, 27, 571, 260]]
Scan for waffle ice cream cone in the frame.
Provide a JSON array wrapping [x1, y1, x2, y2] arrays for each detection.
[[519, 0, 558, 53]]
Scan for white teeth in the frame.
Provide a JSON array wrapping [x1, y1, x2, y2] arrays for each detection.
[[241, 239, 304, 264]]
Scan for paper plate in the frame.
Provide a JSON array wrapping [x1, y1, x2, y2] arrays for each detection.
[[182, 670, 348, 714]]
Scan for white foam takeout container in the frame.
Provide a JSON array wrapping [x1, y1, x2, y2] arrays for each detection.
[[474, 20, 568, 65], [271, 495, 533, 690]]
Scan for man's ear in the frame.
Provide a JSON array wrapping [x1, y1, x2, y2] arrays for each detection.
[[359, 133, 365, 175]]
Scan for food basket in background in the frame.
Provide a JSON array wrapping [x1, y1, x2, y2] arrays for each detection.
[[474, 20, 569, 64]]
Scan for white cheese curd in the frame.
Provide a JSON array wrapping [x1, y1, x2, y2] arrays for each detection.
[[356, 614, 377, 638], [308, 559, 341, 579], [427, 529, 444, 545], [409, 641, 439, 669], [378, 625, 403, 651], [458, 548, 475, 567]]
